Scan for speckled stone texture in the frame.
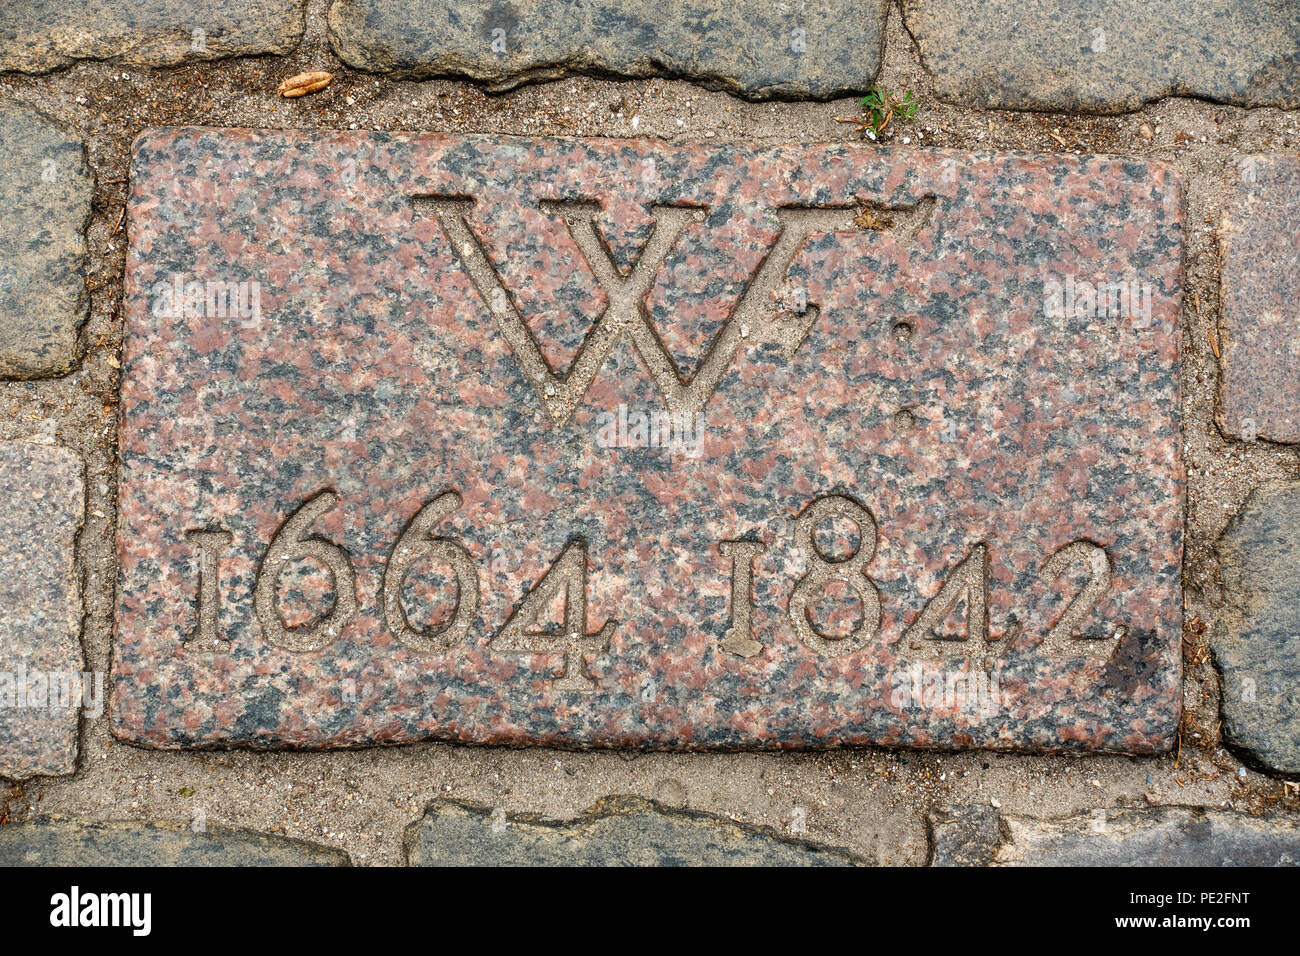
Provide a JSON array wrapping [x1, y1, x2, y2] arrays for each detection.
[[407, 796, 860, 865], [0, 1, 307, 74], [328, 0, 888, 99], [116, 130, 1183, 753], [1218, 154, 1300, 444], [1214, 481, 1300, 775], [930, 806, 1300, 866], [0, 818, 349, 865], [0, 104, 91, 378], [0, 441, 84, 780], [903, 0, 1300, 113], [927, 804, 1003, 865]]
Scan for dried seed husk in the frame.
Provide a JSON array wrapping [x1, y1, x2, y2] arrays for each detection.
[[278, 71, 333, 98]]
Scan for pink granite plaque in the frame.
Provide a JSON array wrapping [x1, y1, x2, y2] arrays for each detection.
[[115, 130, 1183, 752]]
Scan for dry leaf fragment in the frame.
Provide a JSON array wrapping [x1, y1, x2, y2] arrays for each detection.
[[278, 71, 332, 98], [853, 208, 895, 230]]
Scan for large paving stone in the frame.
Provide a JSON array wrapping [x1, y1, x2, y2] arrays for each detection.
[[903, 0, 1300, 112], [114, 130, 1184, 753], [0, 442, 85, 781], [0, 1, 307, 74], [328, 0, 888, 99], [930, 805, 1300, 866], [1218, 154, 1300, 444], [0, 818, 348, 865], [407, 797, 861, 865], [0, 104, 91, 378], [1214, 481, 1300, 775]]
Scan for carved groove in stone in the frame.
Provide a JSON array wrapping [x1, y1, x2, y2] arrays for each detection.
[[719, 539, 767, 658], [185, 528, 232, 652], [382, 491, 479, 653], [489, 537, 616, 692], [416, 196, 929, 423], [1041, 540, 1124, 656], [253, 490, 358, 653], [787, 494, 881, 658], [900, 543, 990, 657]]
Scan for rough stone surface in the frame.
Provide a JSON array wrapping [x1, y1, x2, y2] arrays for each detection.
[[0, 442, 85, 781], [1214, 481, 1300, 775], [114, 130, 1183, 753], [406, 796, 860, 865], [0, 817, 348, 865], [1217, 154, 1300, 444], [903, 0, 1300, 113], [931, 805, 1300, 865], [926, 804, 1003, 865], [0, 1, 307, 74], [328, 0, 888, 99], [0, 104, 91, 378]]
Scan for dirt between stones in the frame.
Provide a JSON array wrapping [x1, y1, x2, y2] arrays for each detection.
[[0, 2, 1296, 863]]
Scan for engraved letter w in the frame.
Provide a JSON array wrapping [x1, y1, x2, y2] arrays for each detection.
[[420, 198, 855, 425]]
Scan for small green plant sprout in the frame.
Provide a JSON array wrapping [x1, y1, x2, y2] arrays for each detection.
[[837, 86, 920, 140]]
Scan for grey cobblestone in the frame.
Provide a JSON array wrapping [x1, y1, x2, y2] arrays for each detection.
[[1216, 153, 1300, 443], [904, 0, 1300, 112], [406, 797, 864, 866], [0, 1, 308, 74], [0, 817, 349, 865], [328, 0, 888, 99], [0, 103, 91, 378], [931, 805, 1300, 865], [1214, 481, 1300, 775], [0, 441, 85, 781]]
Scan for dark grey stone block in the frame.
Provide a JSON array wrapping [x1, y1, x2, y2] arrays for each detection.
[[406, 797, 864, 865], [931, 806, 1300, 865], [1214, 481, 1300, 775], [0, 1, 307, 74], [0, 104, 91, 378], [904, 0, 1300, 112], [0, 818, 350, 866], [329, 0, 888, 99]]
